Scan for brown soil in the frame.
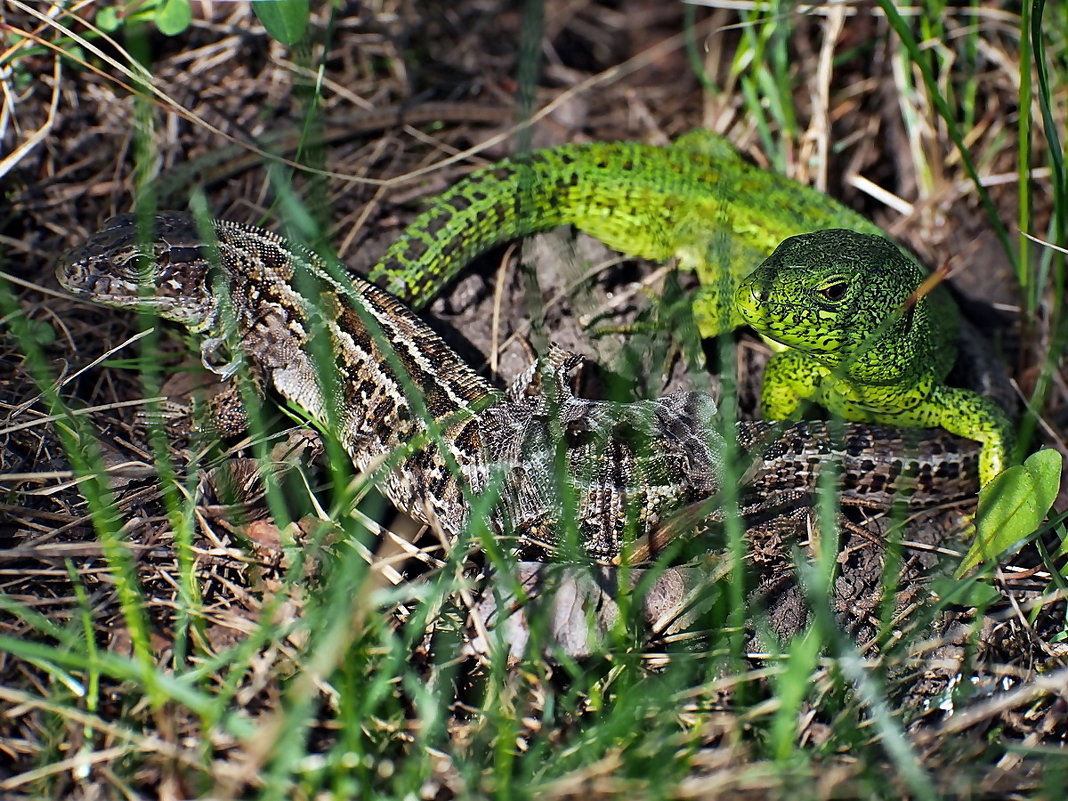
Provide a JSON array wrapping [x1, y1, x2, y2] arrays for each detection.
[[1, 2, 1064, 797]]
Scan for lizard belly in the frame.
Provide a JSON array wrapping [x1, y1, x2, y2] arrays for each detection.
[[818, 373, 940, 425]]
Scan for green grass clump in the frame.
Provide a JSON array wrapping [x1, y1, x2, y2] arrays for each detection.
[[0, 3, 1065, 799]]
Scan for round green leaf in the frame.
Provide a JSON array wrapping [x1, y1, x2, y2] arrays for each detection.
[[957, 449, 1063, 576], [252, 0, 309, 46], [96, 6, 121, 32], [155, 0, 192, 36]]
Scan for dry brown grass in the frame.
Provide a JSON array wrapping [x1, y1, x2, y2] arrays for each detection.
[[1, 1, 1065, 798]]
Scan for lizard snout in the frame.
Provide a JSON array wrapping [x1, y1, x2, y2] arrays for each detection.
[[733, 277, 768, 326]]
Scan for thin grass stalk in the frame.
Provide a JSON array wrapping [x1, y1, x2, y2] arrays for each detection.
[[1031, 0, 1066, 311], [1019, 1, 1034, 296], [123, 56, 212, 678], [877, 0, 1017, 270], [1014, 0, 1068, 461]]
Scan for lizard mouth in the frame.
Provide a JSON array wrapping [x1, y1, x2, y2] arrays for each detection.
[[57, 255, 216, 329], [733, 280, 768, 327], [733, 281, 798, 345], [733, 280, 845, 356], [58, 256, 154, 305]]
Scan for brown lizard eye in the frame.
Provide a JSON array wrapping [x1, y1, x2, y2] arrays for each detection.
[[817, 281, 849, 303]]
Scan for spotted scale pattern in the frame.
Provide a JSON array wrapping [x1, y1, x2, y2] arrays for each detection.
[[58, 214, 981, 562]]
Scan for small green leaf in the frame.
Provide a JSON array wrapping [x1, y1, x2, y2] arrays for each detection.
[[96, 6, 121, 32], [252, 0, 309, 46], [55, 42, 87, 70], [155, 0, 192, 36], [957, 449, 1063, 576], [929, 576, 1001, 608]]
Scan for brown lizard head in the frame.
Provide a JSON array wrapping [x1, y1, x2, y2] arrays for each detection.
[[57, 212, 220, 332]]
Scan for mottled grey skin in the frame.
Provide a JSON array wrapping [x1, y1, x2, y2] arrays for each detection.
[[58, 214, 980, 562]]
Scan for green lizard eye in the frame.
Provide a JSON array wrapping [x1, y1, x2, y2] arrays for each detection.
[[816, 279, 849, 303]]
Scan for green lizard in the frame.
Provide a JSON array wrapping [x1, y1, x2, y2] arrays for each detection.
[[366, 130, 1012, 484]]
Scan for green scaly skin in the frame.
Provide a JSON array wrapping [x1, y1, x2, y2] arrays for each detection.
[[368, 131, 1012, 484]]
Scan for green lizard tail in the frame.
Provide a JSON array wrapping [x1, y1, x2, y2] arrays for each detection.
[[368, 134, 886, 336]]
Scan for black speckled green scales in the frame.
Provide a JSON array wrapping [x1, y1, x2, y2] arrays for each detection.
[[368, 132, 1012, 484]]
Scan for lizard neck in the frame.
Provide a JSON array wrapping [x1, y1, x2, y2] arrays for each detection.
[[212, 220, 498, 529]]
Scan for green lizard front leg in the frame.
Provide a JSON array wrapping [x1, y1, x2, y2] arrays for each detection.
[[925, 385, 1012, 484], [761, 350, 1011, 482]]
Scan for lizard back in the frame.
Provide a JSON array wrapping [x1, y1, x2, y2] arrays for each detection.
[[58, 213, 981, 562], [369, 137, 887, 328]]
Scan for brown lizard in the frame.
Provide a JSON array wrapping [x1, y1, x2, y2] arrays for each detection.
[[56, 213, 980, 562]]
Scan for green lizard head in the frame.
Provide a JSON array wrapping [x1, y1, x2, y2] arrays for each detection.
[[735, 230, 955, 385]]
